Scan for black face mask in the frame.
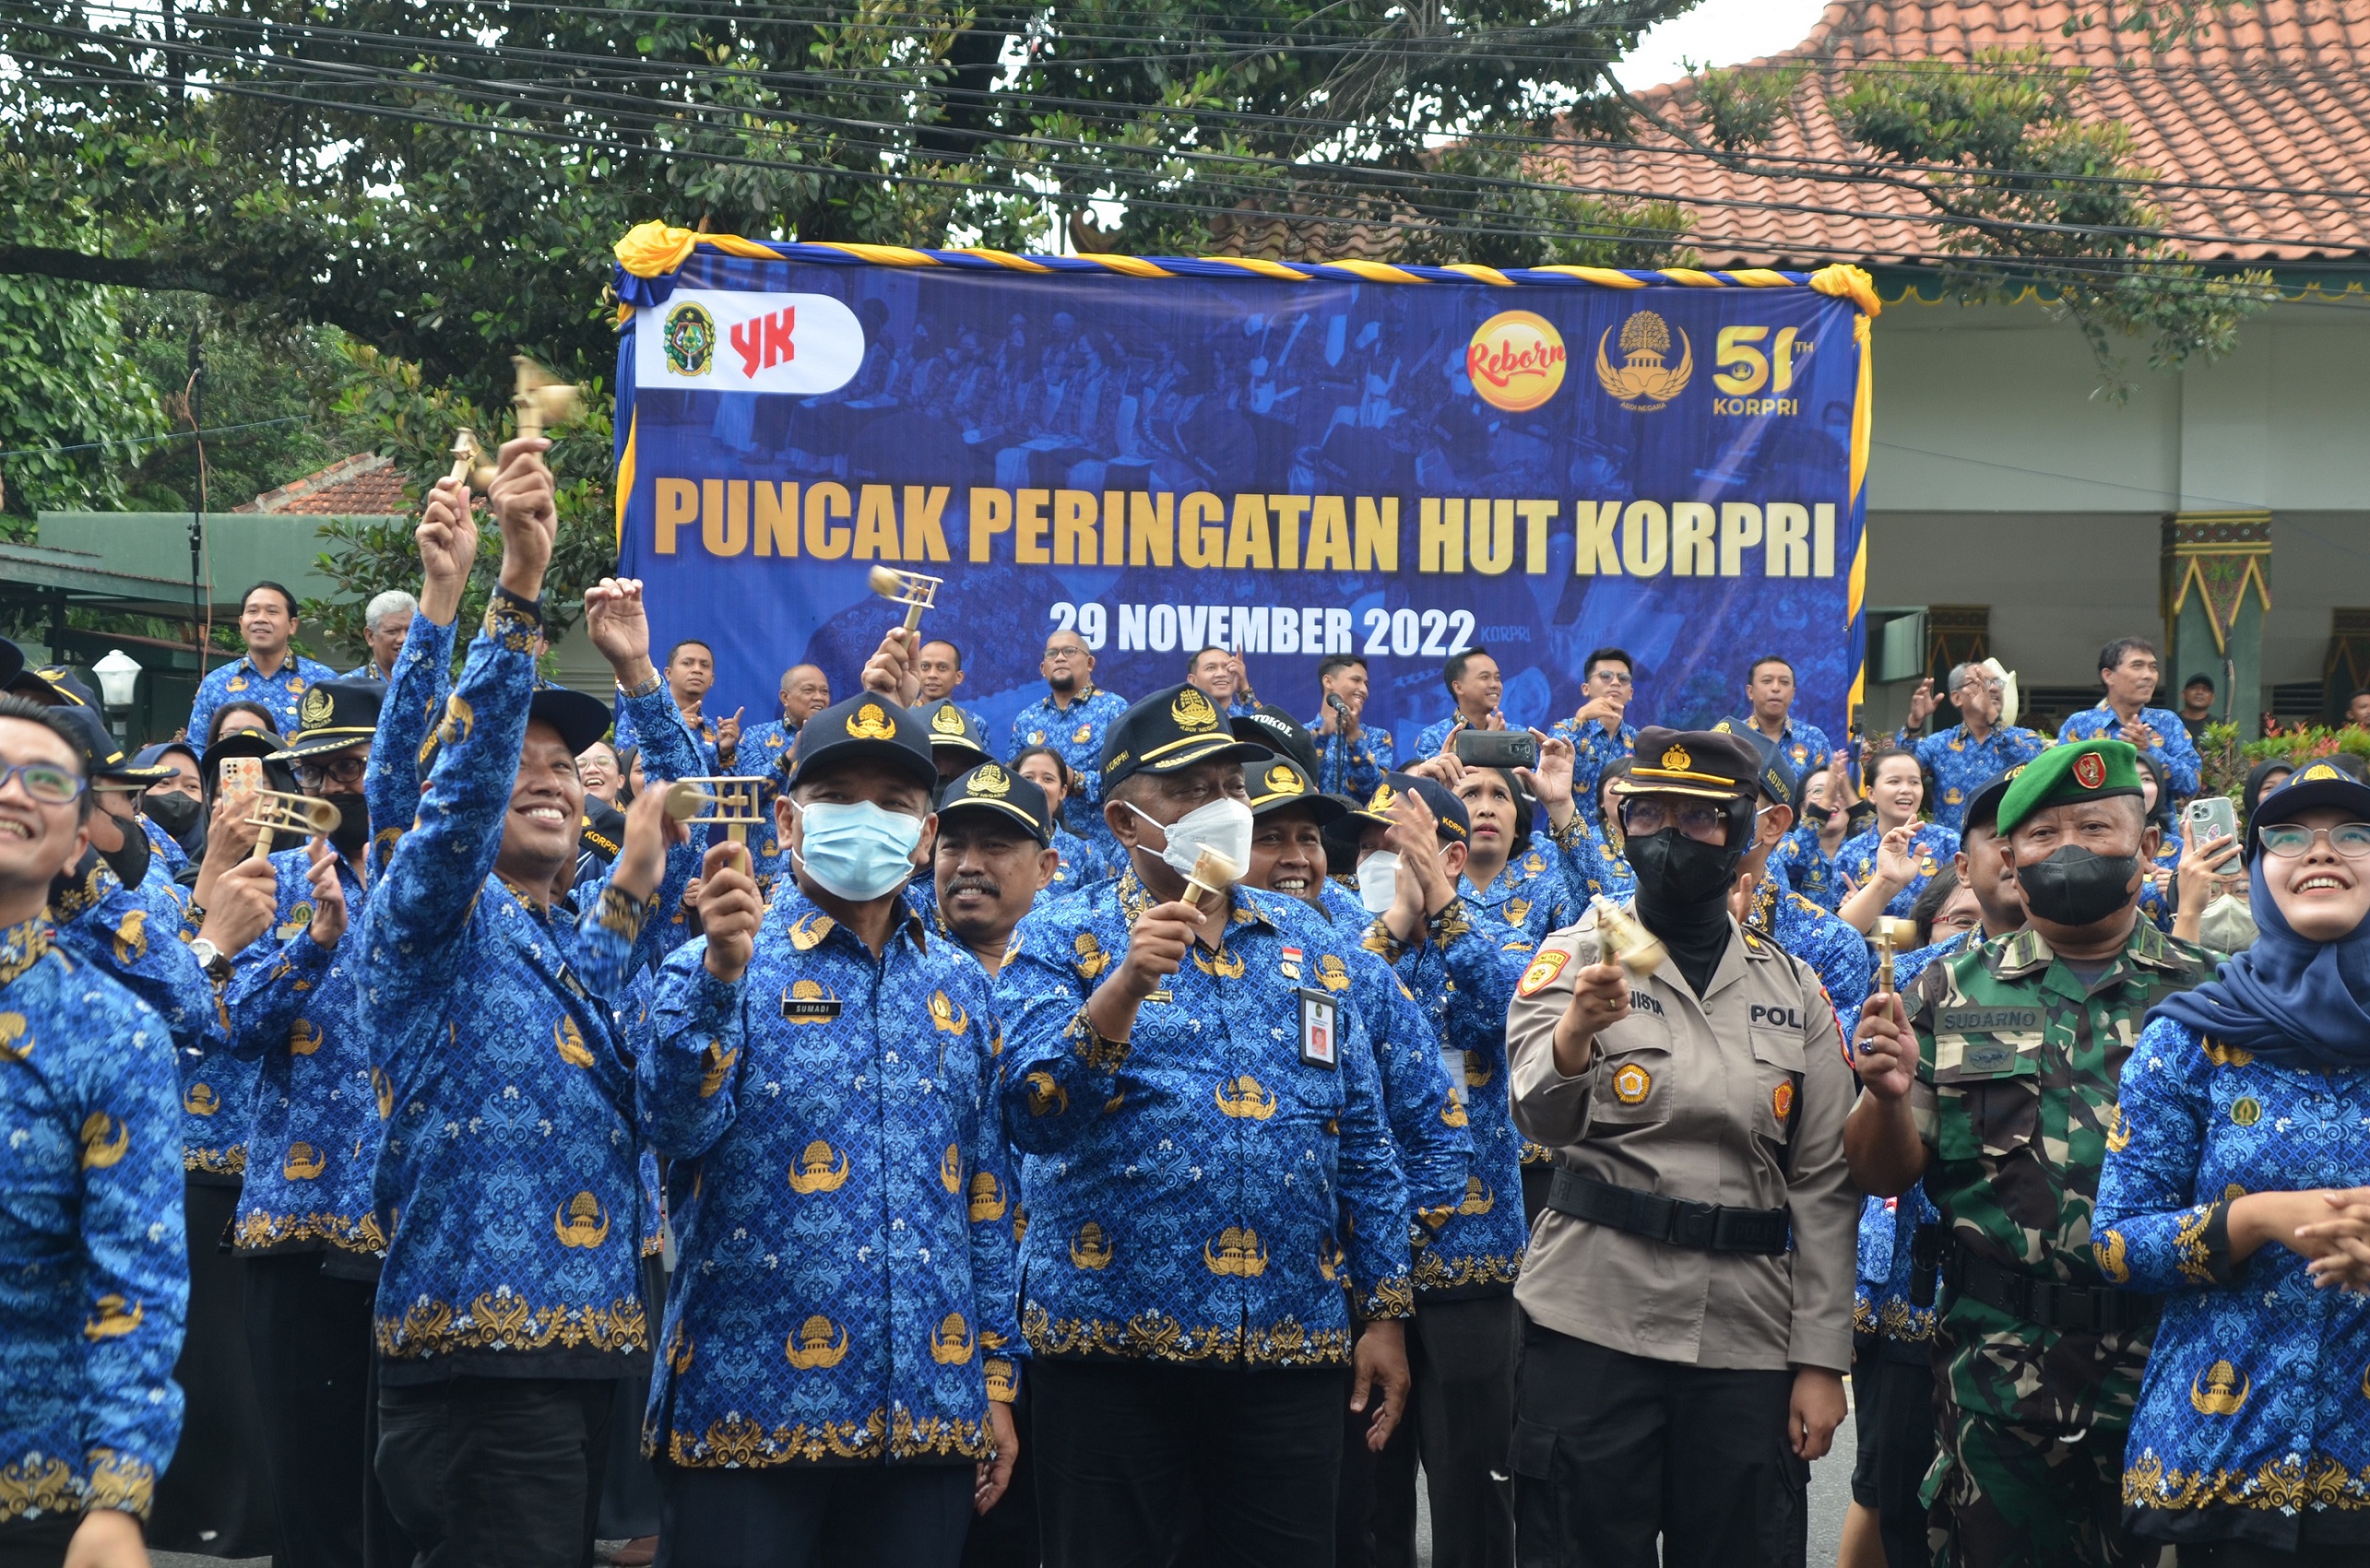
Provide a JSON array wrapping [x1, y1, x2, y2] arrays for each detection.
[[97, 808, 151, 893], [2017, 846, 2141, 928], [326, 793, 371, 857], [143, 789, 201, 839], [1626, 827, 1744, 910]]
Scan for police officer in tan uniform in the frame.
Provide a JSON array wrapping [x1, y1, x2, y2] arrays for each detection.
[[1504, 729, 1858, 1568]]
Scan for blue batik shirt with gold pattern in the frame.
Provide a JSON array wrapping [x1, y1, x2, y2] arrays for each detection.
[[1712, 714, 1832, 778], [1309, 721, 1394, 803], [224, 846, 383, 1264], [1549, 717, 1635, 827], [1837, 822, 1960, 920], [1009, 687, 1129, 861], [0, 918, 188, 1526], [641, 889, 1017, 1468], [1849, 934, 1962, 1345], [2096, 1018, 2370, 1547], [1461, 831, 1577, 950], [1769, 824, 1843, 911], [186, 651, 341, 752], [1045, 826, 1108, 896], [2057, 705, 2202, 800], [361, 593, 702, 1382], [1893, 722, 2046, 834], [1538, 811, 1634, 908], [47, 861, 236, 1182], [1372, 897, 1533, 1299], [995, 872, 1414, 1366]]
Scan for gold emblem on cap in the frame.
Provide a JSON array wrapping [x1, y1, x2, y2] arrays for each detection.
[[1366, 783, 1397, 814], [1264, 763, 1303, 795], [300, 685, 334, 728], [1171, 686, 1219, 732], [971, 764, 1011, 797], [846, 703, 896, 740], [1661, 745, 1691, 771], [930, 704, 966, 736]]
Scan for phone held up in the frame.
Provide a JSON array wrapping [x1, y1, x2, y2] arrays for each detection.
[[1453, 730, 1539, 771]]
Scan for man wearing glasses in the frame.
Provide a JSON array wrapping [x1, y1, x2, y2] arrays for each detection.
[[1897, 663, 2047, 834], [1502, 728, 1855, 1566], [1008, 630, 1128, 862], [1552, 647, 1638, 828]]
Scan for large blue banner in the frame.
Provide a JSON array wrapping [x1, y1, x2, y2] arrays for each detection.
[[611, 235, 1875, 762]]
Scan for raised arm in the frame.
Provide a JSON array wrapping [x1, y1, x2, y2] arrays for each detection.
[[365, 479, 473, 878]]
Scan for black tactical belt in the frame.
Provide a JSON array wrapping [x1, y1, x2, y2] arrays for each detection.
[[1545, 1169, 1790, 1256], [1943, 1248, 2157, 1334]]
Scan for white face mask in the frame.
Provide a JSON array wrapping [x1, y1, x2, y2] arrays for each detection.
[[1357, 851, 1402, 914], [1125, 795, 1254, 883], [2198, 890, 2259, 952]]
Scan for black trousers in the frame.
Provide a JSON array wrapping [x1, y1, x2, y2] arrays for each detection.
[[1870, 1345, 1937, 1568], [1034, 1357, 1348, 1568], [0, 1514, 75, 1568], [376, 1375, 615, 1568], [150, 1177, 279, 1558], [1366, 1295, 1517, 1568], [1509, 1318, 1803, 1568], [962, 1378, 1039, 1568], [596, 1252, 670, 1542], [244, 1251, 381, 1568], [657, 1462, 974, 1568]]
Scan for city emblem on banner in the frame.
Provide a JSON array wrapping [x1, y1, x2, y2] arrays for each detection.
[[1596, 309, 1694, 411], [664, 300, 716, 377]]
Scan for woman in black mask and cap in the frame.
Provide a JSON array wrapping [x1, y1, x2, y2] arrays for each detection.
[[1503, 727, 1859, 1568]]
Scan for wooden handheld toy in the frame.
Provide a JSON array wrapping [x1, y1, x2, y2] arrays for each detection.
[[866, 565, 944, 632], [245, 790, 340, 861]]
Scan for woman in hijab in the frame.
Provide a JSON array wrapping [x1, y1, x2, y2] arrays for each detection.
[[2241, 757, 2295, 834], [2094, 759, 2370, 1564], [2135, 751, 2182, 931]]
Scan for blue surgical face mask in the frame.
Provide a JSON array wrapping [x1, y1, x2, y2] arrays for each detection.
[[793, 799, 924, 902]]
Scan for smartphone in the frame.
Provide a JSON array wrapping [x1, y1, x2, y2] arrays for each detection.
[[218, 756, 264, 817], [1453, 730, 1539, 770], [2185, 795, 2238, 847]]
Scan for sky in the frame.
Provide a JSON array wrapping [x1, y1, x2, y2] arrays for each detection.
[[1616, 0, 1835, 91]]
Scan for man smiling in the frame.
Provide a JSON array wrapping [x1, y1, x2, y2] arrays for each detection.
[[186, 581, 339, 744]]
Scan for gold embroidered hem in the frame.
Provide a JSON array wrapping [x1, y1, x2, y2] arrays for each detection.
[[1022, 1305, 1355, 1367], [1876, 1298, 1935, 1342], [185, 1144, 247, 1176], [232, 1208, 386, 1256], [1412, 1251, 1523, 1294], [81, 1450, 155, 1519], [2125, 1450, 2370, 1512], [1360, 1277, 1416, 1320], [0, 1453, 77, 1523], [659, 1407, 991, 1467], [374, 1290, 648, 1359], [1853, 1298, 1878, 1335]]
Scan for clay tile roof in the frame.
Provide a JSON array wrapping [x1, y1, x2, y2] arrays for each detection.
[[1550, 0, 2370, 269], [233, 453, 409, 515]]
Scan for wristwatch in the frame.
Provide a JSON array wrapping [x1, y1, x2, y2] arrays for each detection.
[[620, 672, 664, 701], [188, 938, 234, 984]]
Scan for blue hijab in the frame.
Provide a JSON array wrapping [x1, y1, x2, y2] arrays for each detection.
[[2152, 766, 2370, 1071]]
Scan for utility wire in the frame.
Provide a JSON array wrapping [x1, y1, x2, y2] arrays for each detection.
[[0, 415, 308, 462]]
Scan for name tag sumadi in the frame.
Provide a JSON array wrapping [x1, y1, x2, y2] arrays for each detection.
[[1298, 988, 1339, 1069], [782, 990, 844, 1021]]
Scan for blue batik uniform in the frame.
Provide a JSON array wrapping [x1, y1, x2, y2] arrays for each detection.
[[1045, 826, 1107, 896], [1551, 718, 1636, 824], [223, 848, 385, 1266], [2138, 833, 2182, 933], [1769, 825, 1844, 911], [1851, 933, 1965, 1348], [1712, 715, 1832, 778], [1298, 907, 1470, 1219], [1309, 721, 1393, 802], [2097, 1017, 2370, 1545], [0, 918, 188, 1527], [1539, 811, 1634, 908], [1373, 899, 1532, 1298], [360, 594, 701, 1380], [2057, 706, 2202, 800], [1413, 714, 1498, 763], [613, 698, 722, 770], [1461, 833, 1576, 949], [995, 872, 1414, 1365], [48, 861, 239, 1185], [641, 891, 1018, 1466], [1893, 723, 2046, 834], [138, 814, 190, 880], [1744, 872, 1873, 1030], [1837, 823, 1959, 919], [1008, 686, 1129, 861], [186, 652, 339, 745]]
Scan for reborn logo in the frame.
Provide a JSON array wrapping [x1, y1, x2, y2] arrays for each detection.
[[635, 288, 865, 395]]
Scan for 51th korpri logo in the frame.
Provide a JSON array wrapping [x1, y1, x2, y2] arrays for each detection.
[[635, 289, 865, 395]]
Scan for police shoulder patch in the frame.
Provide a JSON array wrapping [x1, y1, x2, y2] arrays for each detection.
[[1517, 949, 1569, 998]]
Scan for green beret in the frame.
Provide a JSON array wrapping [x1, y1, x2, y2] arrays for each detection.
[[1996, 739, 2143, 834]]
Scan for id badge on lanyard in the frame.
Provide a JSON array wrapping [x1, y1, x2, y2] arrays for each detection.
[[1298, 988, 1340, 1069]]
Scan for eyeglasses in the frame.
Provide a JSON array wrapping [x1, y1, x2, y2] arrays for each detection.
[[1041, 648, 1085, 662], [1620, 799, 1731, 843], [2258, 822, 2370, 859], [295, 755, 369, 790], [0, 758, 86, 806], [1589, 671, 1634, 687]]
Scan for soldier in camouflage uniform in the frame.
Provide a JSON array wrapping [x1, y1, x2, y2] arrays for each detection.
[[1843, 740, 2216, 1568]]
